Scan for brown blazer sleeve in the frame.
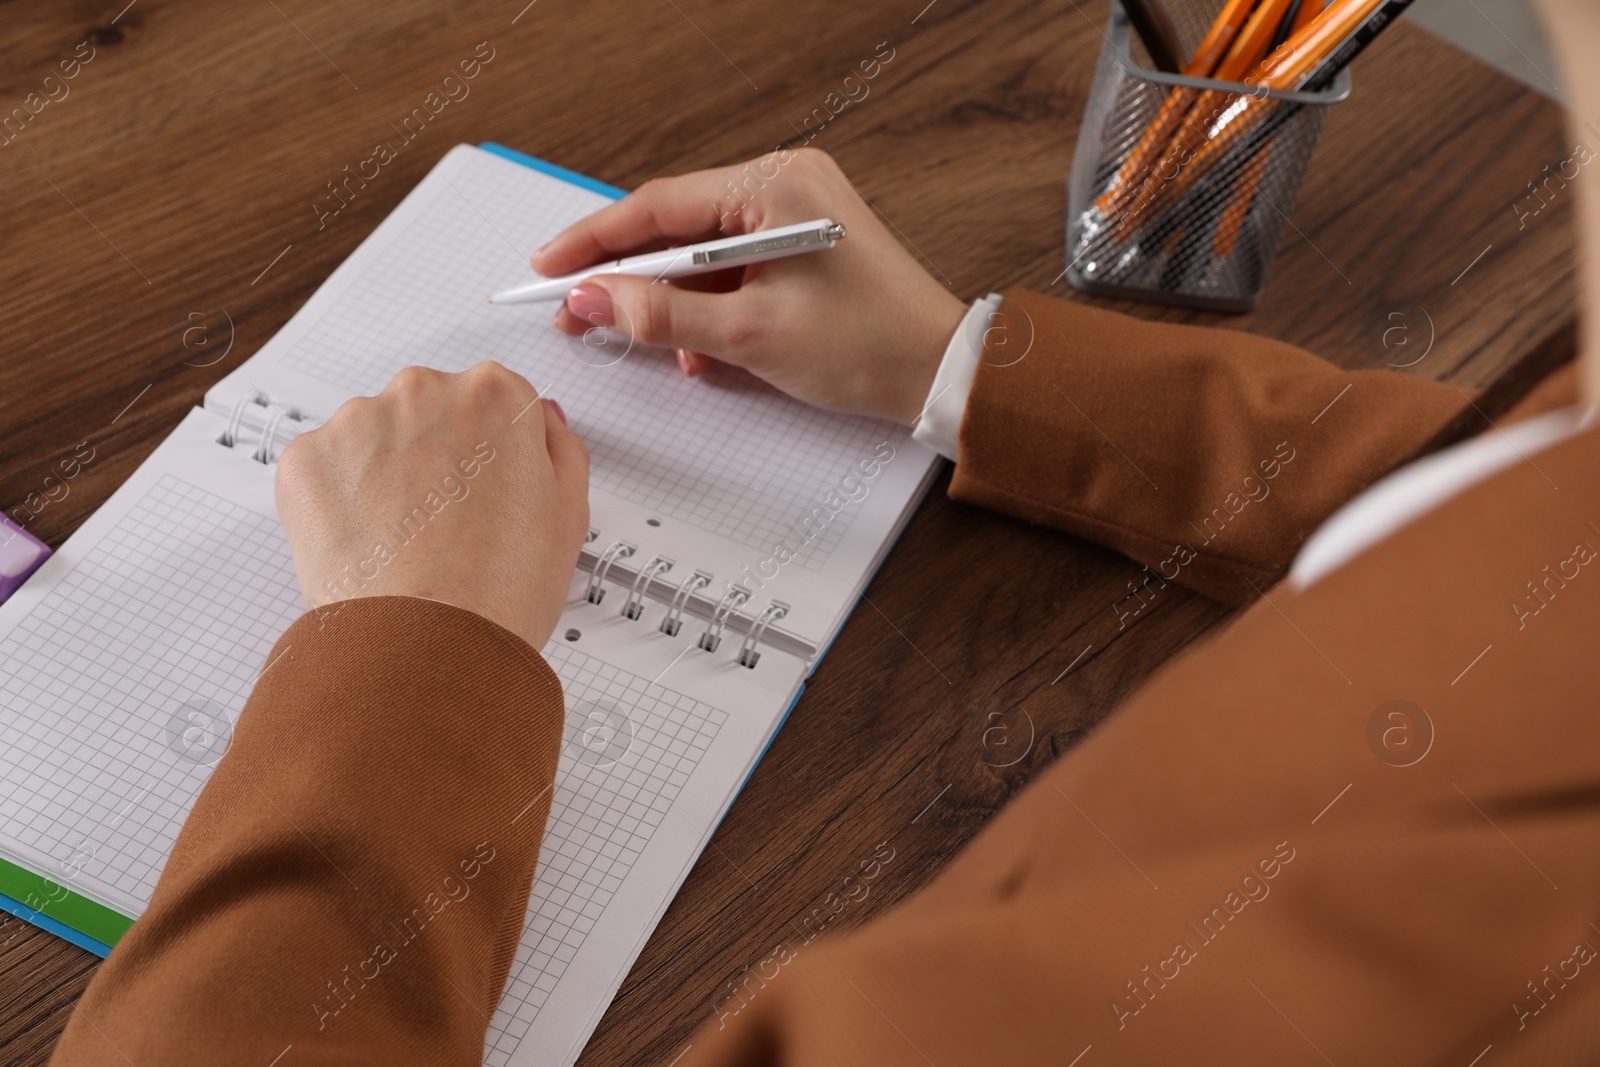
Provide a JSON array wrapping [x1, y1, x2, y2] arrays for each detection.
[[950, 289, 1466, 603], [48, 596, 566, 1067]]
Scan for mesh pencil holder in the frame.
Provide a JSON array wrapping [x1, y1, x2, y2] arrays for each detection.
[[1066, 0, 1352, 312]]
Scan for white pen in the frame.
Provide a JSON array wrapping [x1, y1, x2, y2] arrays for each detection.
[[487, 218, 847, 304]]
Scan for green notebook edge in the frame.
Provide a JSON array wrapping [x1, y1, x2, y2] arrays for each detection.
[[0, 854, 132, 953]]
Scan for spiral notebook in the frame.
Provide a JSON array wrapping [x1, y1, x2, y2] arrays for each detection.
[[0, 143, 941, 1066]]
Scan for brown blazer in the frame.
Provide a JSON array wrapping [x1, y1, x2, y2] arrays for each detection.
[[49, 291, 1598, 1066]]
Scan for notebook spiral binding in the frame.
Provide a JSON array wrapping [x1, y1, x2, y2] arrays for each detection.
[[660, 570, 711, 637], [217, 390, 305, 463], [580, 532, 799, 668]]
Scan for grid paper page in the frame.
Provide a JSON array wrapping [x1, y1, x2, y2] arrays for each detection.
[[0, 443, 761, 1067], [484, 643, 727, 1066], [0, 475, 304, 910], [270, 149, 900, 570]]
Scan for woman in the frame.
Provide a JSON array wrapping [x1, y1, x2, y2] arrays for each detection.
[[50, 0, 1599, 1062]]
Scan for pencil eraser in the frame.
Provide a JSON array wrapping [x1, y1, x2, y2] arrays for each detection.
[[0, 516, 50, 603]]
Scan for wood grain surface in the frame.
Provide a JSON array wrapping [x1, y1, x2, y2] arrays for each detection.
[[0, 1, 1577, 1064]]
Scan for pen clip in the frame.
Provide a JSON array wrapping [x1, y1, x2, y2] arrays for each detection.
[[692, 223, 846, 265]]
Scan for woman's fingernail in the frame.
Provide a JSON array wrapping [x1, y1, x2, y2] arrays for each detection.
[[546, 398, 568, 426], [675, 348, 691, 375], [566, 284, 613, 328]]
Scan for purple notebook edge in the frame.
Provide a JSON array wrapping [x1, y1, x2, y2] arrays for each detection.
[[0, 515, 51, 602]]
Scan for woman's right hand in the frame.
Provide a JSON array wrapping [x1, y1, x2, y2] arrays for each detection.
[[534, 148, 967, 426]]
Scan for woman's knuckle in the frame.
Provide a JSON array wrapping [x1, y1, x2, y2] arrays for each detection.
[[636, 286, 674, 345], [275, 434, 309, 475], [467, 360, 515, 393], [722, 312, 760, 354], [390, 365, 432, 394], [322, 395, 368, 433]]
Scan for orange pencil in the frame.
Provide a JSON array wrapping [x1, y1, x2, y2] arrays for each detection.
[[1122, 0, 1391, 234], [1204, 0, 1323, 265], [1211, 3, 1324, 258], [1112, 0, 1296, 236], [1188, 0, 1389, 176], [1216, 0, 1298, 79], [1290, 0, 1328, 35], [1188, 0, 1262, 75], [1093, 0, 1259, 219], [1210, 147, 1270, 259]]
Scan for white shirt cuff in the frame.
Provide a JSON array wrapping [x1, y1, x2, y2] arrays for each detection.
[[911, 293, 1004, 462]]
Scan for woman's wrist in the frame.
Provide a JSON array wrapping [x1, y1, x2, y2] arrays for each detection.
[[890, 289, 969, 426]]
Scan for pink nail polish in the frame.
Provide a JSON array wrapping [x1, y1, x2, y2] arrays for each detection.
[[566, 284, 614, 328], [675, 349, 691, 375], [547, 398, 568, 426]]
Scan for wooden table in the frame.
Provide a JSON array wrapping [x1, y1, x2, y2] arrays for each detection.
[[0, 1, 1576, 1063]]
